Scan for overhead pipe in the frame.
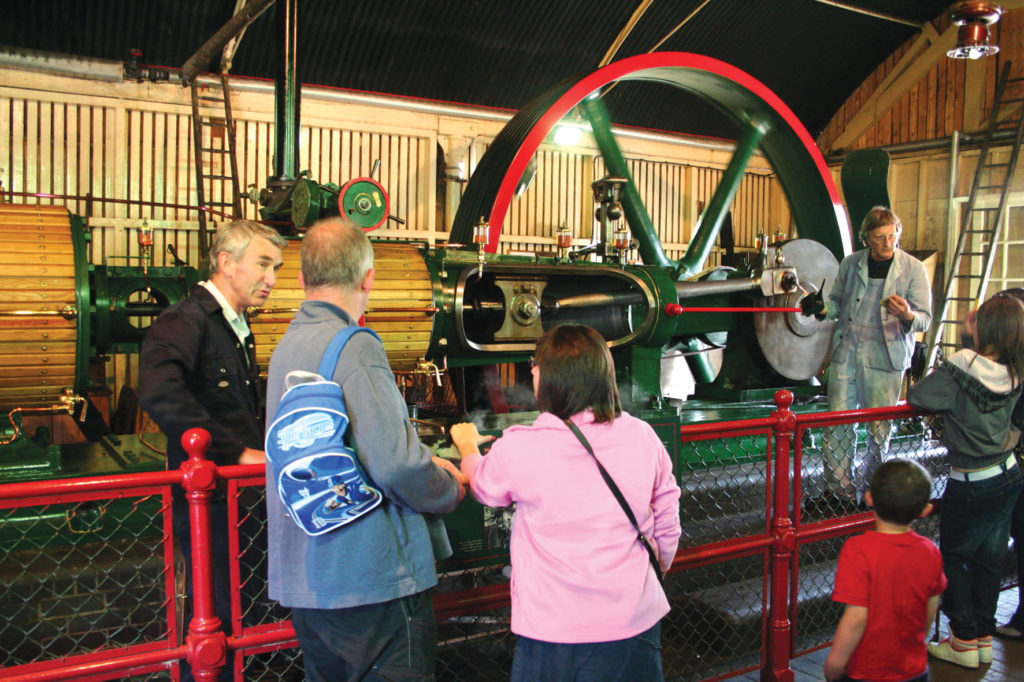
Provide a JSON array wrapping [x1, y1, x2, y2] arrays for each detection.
[[273, 0, 300, 182], [180, 0, 276, 84]]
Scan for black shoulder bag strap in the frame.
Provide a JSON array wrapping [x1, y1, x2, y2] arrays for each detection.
[[563, 419, 665, 586]]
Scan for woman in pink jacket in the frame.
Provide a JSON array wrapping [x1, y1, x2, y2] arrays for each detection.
[[451, 324, 682, 681]]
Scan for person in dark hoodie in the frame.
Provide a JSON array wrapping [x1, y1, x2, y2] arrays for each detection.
[[908, 293, 1024, 669], [961, 288, 1024, 641]]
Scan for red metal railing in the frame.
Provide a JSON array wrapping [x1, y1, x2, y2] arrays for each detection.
[[0, 394, 956, 680]]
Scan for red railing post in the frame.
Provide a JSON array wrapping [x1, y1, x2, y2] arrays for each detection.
[[764, 390, 796, 682], [180, 428, 228, 680]]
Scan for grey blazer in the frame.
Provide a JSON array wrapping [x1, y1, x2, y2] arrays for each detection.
[[825, 248, 932, 372]]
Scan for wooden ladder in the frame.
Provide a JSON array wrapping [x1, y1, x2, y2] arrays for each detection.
[[189, 73, 244, 262], [925, 61, 1024, 368]]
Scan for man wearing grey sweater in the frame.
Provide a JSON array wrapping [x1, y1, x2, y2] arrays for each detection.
[[265, 217, 465, 681]]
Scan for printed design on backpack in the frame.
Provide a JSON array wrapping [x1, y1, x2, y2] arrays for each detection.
[[266, 327, 384, 536]]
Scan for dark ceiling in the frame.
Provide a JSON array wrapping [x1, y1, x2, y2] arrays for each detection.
[[1, 0, 954, 142]]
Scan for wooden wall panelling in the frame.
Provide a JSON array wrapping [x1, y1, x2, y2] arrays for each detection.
[[506, 147, 589, 248], [38, 99, 52, 197], [918, 156, 953, 253], [239, 118, 268, 222], [103, 106, 119, 221], [127, 109, 143, 221], [8, 98, 25, 197], [813, 10, 1024, 153], [1, 97, 10, 195]]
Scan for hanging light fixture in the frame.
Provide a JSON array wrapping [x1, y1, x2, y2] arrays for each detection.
[[947, 1, 1003, 59]]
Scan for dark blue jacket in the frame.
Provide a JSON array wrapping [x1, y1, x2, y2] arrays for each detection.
[[139, 284, 264, 471]]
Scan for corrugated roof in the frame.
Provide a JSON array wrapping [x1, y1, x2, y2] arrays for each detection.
[[0, 0, 953, 140]]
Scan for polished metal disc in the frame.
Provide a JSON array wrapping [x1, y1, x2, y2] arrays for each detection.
[[754, 238, 839, 380]]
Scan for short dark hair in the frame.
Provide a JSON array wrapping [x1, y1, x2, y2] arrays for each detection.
[[534, 324, 621, 423], [869, 459, 932, 525]]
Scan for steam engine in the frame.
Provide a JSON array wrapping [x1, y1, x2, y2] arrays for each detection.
[[0, 54, 854, 570]]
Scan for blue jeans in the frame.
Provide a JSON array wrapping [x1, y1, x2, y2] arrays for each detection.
[[292, 592, 436, 681], [1008, 456, 1024, 629], [939, 465, 1023, 640], [510, 622, 663, 682]]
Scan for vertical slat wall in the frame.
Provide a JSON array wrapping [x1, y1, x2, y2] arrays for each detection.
[[503, 148, 592, 253], [3, 99, 123, 219], [593, 156, 788, 263], [295, 120, 436, 237], [0, 81, 786, 264]]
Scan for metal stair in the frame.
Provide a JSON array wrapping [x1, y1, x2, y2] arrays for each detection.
[[926, 62, 1024, 368], [189, 73, 244, 262]]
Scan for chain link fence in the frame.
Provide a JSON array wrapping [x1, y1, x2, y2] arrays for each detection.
[[1, 403, 1017, 680], [794, 410, 949, 656], [0, 489, 175, 671], [669, 427, 774, 679], [232, 482, 304, 681]]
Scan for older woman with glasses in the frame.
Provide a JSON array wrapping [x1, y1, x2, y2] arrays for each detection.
[[451, 324, 681, 682], [802, 206, 932, 510]]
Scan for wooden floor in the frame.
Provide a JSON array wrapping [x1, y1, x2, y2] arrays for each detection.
[[733, 587, 1024, 681]]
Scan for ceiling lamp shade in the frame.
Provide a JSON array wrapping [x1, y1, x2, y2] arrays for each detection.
[[947, 1, 1003, 59]]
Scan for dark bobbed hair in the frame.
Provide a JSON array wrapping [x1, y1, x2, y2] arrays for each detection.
[[869, 459, 932, 525], [534, 324, 621, 423], [977, 293, 1024, 387], [859, 205, 902, 246]]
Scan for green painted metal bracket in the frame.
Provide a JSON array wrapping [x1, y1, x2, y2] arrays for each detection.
[[677, 122, 767, 280]]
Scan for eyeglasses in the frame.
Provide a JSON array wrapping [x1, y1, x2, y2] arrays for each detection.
[[868, 233, 898, 244]]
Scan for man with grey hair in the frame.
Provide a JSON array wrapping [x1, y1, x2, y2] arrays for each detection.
[[139, 218, 286, 680], [802, 206, 931, 509], [265, 217, 465, 681]]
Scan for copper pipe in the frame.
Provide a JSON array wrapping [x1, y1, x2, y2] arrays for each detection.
[[1, 405, 73, 446], [3, 191, 235, 219]]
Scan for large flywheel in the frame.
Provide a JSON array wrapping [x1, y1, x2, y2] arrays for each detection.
[[449, 52, 851, 385], [452, 51, 850, 257]]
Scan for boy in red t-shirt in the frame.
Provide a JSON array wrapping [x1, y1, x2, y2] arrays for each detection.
[[824, 459, 947, 682]]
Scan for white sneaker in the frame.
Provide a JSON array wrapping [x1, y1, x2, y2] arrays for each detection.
[[978, 635, 992, 665], [928, 637, 979, 669]]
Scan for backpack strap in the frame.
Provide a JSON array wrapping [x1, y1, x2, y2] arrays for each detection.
[[317, 326, 382, 380]]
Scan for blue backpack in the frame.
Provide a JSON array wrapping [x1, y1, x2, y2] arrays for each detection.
[[266, 326, 384, 536]]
